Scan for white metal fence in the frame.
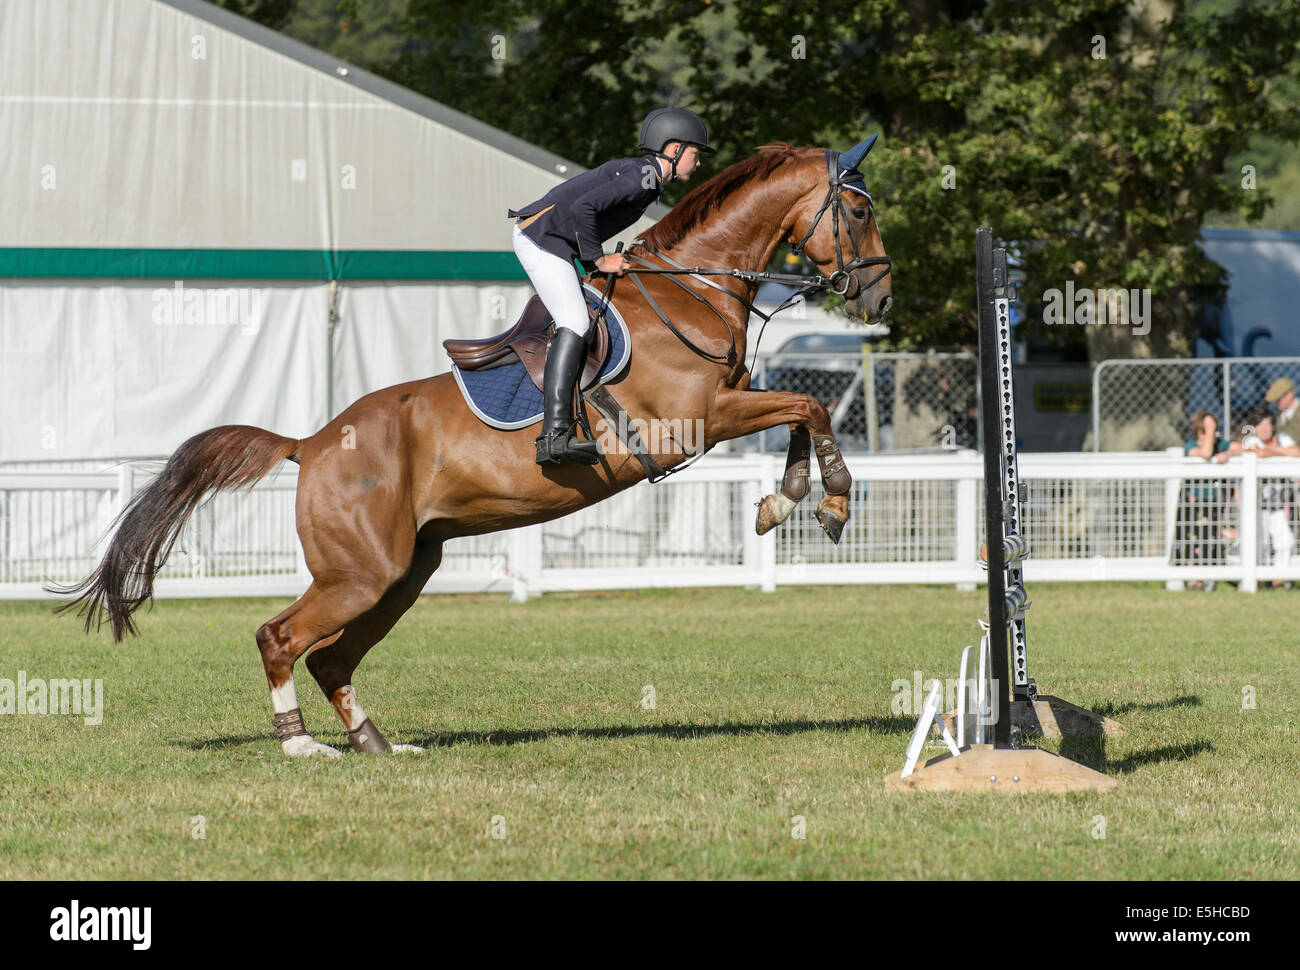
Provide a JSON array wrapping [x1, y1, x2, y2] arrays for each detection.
[[5, 450, 1299, 601]]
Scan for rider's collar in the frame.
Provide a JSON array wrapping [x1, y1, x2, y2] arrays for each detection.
[[645, 153, 667, 185]]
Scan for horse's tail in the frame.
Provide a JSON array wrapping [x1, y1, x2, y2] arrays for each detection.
[[46, 425, 301, 642]]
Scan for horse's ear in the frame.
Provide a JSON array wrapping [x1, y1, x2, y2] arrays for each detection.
[[839, 133, 879, 171]]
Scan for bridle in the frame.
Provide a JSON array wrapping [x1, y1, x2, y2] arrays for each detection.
[[613, 148, 892, 370], [790, 149, 893, 301]]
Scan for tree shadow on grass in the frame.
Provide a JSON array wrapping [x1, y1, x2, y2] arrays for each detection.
[[1052, 734, 1215, 774], [179, 734, 277, 750], [178, 715, 917, 752], [409, 716, 914, 749], [1108, 740, 1215, 775], [1092, 694, 1201, 717]]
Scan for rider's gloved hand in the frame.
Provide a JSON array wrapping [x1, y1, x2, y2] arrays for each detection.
[[595, 253, 627, 276]]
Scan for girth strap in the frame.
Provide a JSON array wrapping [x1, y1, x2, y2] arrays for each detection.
[[584, 385, 668, 483]]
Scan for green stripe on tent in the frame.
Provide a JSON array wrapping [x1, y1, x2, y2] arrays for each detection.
[[0, 248, 529, 281]]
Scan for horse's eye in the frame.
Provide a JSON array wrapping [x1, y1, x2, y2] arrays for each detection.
[[853, 208, 867, 219]]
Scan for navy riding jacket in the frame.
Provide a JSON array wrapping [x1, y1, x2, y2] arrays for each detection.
[[509, 154, 664, 272]]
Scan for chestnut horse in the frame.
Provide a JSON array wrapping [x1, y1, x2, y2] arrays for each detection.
[[51, 140, 892, 756]]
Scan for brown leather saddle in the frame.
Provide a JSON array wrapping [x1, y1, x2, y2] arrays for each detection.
[[443, 294, 611, 393]]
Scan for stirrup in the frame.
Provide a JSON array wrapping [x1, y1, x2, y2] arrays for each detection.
[[535, 427, 600, 465]]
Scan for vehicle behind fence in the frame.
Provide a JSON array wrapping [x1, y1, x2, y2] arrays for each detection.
[[745, 350, 978, 454]]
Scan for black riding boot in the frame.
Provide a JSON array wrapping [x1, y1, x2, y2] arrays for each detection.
[[535, 327, 600, 465]]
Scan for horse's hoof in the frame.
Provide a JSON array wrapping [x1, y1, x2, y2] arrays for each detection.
[[390, 743, 424, 754], [281, 735, 344, 758], [814, 494, 849, 545], [755, 493, 797, 535], [815, 509, 845, 544]]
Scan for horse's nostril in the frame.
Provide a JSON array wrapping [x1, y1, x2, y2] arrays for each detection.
[[878, 295, 893, 317]]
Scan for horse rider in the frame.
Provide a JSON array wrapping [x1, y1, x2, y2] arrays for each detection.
[[508, 106, 715, 465]]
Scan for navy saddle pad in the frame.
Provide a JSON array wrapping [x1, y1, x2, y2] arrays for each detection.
[[451, 284, 630, 430]]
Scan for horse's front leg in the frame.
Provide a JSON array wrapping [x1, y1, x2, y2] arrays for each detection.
[[756, 425, 811, 534], [709, 388, 852, 543]]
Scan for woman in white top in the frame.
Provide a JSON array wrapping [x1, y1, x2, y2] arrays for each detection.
[[1243, 408, 1299, 579]]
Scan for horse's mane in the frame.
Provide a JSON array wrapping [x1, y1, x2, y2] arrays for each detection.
[[635, 142, 804, 252]]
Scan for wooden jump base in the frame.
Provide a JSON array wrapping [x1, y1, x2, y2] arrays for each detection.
[[885, 745, 1118, 792], [887, 228, 1119, 793], [1010, 696, 1125, 740]]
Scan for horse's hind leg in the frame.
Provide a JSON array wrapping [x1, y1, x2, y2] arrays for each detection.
[[304, 538, 444, 754], [254, 577, 369, 754], [256, 579, 393, 757]]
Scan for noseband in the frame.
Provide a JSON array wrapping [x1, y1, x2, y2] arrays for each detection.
[[790, 150, 892, 301]]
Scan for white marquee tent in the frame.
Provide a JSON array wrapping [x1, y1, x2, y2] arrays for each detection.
[[1, 0, 886, 594], [0, 0, 670, 464]]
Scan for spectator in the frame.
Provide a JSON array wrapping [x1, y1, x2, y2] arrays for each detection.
[[1175, 411, 1239, 587], [1242, 406, 1300, 459], [1185, 411, 1237, 463], [1243, 405, 1298, 585], [1266, 378, 1300, 444]]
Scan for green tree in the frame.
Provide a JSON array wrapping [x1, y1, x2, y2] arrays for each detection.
[[214, 0, 302, 30], [276, 0, 408, 69], [250, 0, 1300, 358]]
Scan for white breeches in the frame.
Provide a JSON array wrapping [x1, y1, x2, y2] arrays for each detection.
[[513, 225, 590, 335]]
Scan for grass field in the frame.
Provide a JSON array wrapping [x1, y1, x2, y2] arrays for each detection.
[[1, 583, 1296, 880]]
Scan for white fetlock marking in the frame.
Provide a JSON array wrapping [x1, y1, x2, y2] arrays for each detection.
[[390, 744, 424, 754], [281, 734, 343, 758], [270, 678, 299, 715], [770, 493, 798, 524], [337, 684, 367, 731]]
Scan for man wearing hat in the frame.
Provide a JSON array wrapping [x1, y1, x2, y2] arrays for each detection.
[[1267, 377, 1300, 442]]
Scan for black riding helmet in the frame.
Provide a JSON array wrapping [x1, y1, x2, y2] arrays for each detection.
[[639, 106, 715, 180]]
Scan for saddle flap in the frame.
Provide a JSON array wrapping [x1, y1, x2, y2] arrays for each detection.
[[513, 307, 610, 394], [448, 290, 612, 395], [579, 313, 611, 390]]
